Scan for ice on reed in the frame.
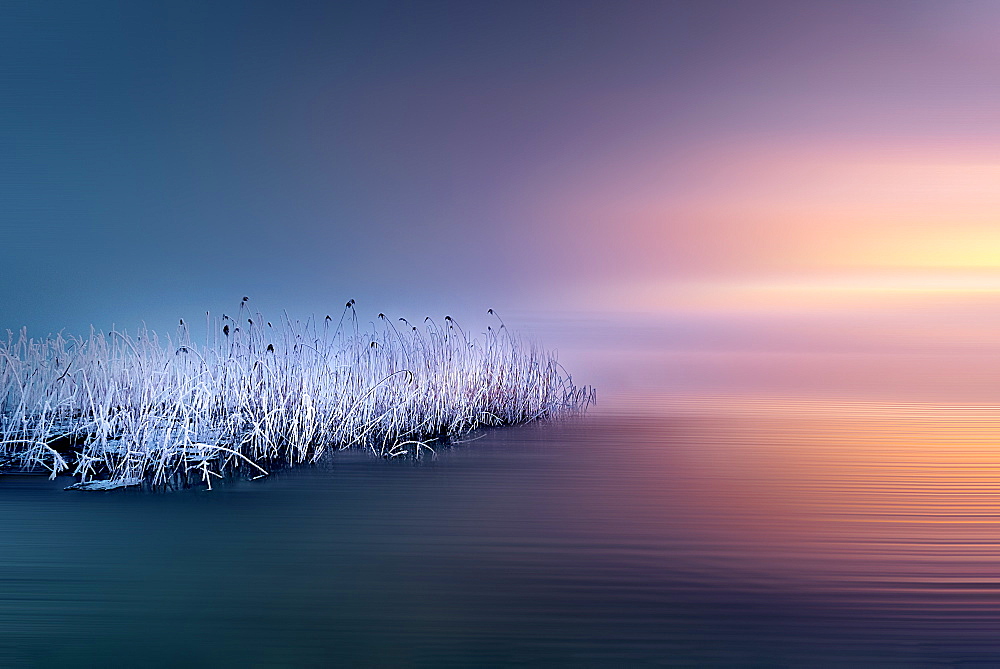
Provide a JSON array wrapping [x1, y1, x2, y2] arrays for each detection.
[[0, 301, 593, 490]]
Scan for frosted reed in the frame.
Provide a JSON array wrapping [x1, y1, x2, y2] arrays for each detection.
[[0, 302, 593, 490]]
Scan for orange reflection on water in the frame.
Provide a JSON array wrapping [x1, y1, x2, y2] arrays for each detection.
[[592, 395, 1000, 609]]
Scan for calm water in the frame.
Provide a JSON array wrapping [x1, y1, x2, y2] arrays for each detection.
[[5, 351, 1000, 666]]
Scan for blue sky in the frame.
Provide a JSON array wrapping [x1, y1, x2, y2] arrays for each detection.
[[4, 1, 999, 340]]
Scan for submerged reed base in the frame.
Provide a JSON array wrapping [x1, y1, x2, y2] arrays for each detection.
[[0, 301, 593, 491]]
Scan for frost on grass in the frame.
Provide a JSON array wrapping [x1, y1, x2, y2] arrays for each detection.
[[0, 301, 594, 490]]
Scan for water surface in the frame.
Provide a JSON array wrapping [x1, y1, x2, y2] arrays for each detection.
[[6, 369, 1000, 666]]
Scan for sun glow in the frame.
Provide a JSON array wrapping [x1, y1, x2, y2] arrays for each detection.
[[552, 144, 1000, 314], [579, 271, 1000, 314]]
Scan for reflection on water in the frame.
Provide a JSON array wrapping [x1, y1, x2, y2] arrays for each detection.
[[5, 361, 1000, 665]]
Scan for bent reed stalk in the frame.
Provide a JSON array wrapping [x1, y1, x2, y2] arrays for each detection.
[[0, 301, 594, 490]]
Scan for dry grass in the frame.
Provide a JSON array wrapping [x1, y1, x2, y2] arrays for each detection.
[[0, 301, 593, 490]]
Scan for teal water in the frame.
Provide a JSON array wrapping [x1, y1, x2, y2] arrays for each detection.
[[6, 382, 1000, 667]]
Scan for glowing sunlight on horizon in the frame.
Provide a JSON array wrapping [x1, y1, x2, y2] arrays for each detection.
[[549, 144, 1000, 316]]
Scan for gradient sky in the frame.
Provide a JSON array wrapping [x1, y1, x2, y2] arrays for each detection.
[[4, 0, 1000, 343]]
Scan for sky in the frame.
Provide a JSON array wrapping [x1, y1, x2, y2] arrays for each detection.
[[3, 0, 1000, 361]]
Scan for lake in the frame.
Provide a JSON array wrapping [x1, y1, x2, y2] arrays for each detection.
[[4, 333, 1000, 667]]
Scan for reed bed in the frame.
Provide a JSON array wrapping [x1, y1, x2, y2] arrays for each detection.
[[0, 301, 593, 490]]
